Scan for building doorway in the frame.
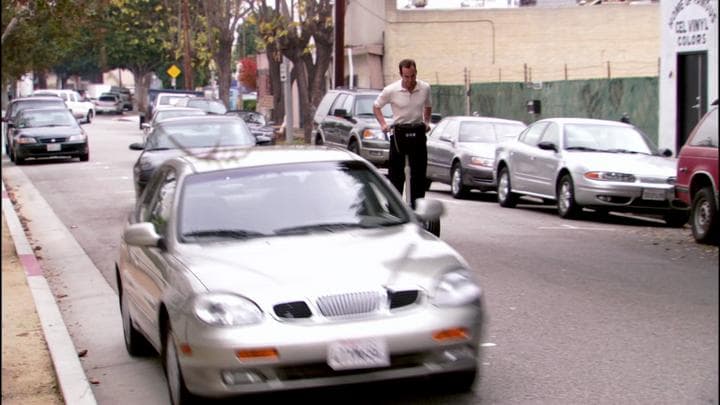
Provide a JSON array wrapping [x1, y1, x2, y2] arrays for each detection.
[[676, 51, 708, 153]]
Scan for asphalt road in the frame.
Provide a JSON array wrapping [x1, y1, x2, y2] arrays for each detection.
[[2, 114, 718, 404]]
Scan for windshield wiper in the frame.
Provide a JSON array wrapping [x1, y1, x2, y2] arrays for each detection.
[[603, 148, 646, 154], [146, 147, 173, 151], [565, 146, 601, 152], [274, 222, 367, 235], [182, 229, 266, 239]]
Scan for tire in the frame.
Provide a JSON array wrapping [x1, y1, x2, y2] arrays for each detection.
[[119, 282, 152, 356], [437, 369, 477, 393], [80, 153, 89, 162], [424, 218, 441, 237], [85, 110, 93, 124], [496, 167, 517, 208], [556, 174, 581, 219], [8, 146, 15, 162], [315, 133, 324, 145], [163, 326, 196, 405], [348, 139, 359, 155], [425, 178, 433, 191], [690, 187, 718, 243], [451, 163, 469, 199]]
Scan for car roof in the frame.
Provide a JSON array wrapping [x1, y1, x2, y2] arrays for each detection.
[[17, 106, 73, 115], [443, 116, 526, 125], [536, 117, 631, 126], [156, 115, 242, 126], [169, 145, 364, 175], [11, 96, 66, 103]]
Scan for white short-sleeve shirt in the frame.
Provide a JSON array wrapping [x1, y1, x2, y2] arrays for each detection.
[[374, 79, 432, 125]]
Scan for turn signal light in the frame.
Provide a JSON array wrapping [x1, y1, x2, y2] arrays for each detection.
[[236, 348, 279, 360], [432, 327, 469, 342]]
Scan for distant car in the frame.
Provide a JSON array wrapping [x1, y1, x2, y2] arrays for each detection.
[[427, 116, 527, 198], [494, 117, 689, 226], [95, 93, 124, 114], [3, 96, 69, 155], [8, 107, 89, 164], [129, 115, 256, 198], [226, 110, 276, 145], [313, 88, 394, 167], [31, 89, 95, 123], [141, 107, 208, 137], [115, 146, 485, 404], [676, 102, 719, 243], [110, 86, 133, 110], [140, 89, 204, 130], [175, 97, 227, 115]]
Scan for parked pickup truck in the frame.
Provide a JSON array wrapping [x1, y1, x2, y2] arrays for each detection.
[[139, 88, 204, 130], [31, 89, 95, 123]]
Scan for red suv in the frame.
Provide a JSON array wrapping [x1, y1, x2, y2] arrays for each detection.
[[676, 101, 718, 244]]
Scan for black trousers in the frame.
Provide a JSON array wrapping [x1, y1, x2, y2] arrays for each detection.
[[389, 123, 427, 208]]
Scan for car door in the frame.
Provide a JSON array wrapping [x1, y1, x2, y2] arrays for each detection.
[[509, 121, 549, 193], [322, 93, 348, 147], [427, 119, 458, 183], [125, 168, 178, 338], [334, 94, 356, 147], [426, 119, 452, 181], [530, 122, 562, 197]]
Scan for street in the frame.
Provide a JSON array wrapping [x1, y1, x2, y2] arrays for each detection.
[[2, 114, 718, 404]]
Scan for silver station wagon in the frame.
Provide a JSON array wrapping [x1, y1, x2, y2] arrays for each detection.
[[115, 146, 486, 404]]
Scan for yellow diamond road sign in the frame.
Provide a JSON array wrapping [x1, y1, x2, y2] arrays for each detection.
[[167, 65, 181, 79]]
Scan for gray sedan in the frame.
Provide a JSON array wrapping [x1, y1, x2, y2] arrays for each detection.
[[494, 117, 690, 225], [427, 116, 526, 198], [116, 147, 485, 405]]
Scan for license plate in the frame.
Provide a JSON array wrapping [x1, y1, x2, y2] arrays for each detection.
[[47, 144, 61, 152], [642, 188, 666, 201], [327, 338, 389, 370]]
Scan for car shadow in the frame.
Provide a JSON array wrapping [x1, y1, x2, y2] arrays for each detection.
[[10, 156, 82, 166], [514, 198, 671, 228]]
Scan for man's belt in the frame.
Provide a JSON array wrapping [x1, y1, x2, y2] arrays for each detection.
[[394, 123, 426, 131]]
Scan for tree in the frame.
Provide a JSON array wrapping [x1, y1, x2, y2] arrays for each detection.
[[252, 0, 334, 143], [238, 57, 257, 90], [202, 0, 252, 106]]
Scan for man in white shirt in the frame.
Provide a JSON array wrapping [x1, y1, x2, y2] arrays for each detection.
[[373, 59, 432, 208]]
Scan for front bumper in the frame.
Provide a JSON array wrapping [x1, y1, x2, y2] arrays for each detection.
[[574, 179, 688, 213], [463, 165, 495, 191], [15, 141, 87, 160], [359, 139, 390, 166], [177, 304, 483, 398]]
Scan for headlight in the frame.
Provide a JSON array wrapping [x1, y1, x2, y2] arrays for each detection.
[[470, 156, 494, 168], [16, 137, 37, 144], [362, 128, 384, 140], [194, 293, 263, 326], [433, 270, 481, 307], [584, 171, 636, 182], [69, 134, 86, 141]]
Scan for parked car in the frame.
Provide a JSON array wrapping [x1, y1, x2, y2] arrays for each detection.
[[141, 107, 207, 137], [129, 115, 256, 198], [110, 86, 133, 110], [226, 110, 276, 145], [140, 89, 204, 130], [494, 117, 689, 226], [31, 89, 95, 123], [3, 96, 69, 155], [427, 116, 527, 198], [94, 93, 124, 114], [312, 88, 394, 167], [676, 101, 718, 244], [7, 107, 89, 164], [115, 146, 485, 404], [175, 97, 227, 115]]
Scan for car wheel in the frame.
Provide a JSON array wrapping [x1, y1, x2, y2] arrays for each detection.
[[690, 187, 719, 243], [8, 146, 15, 162], [348, 139, 359, 155], [424, 218, 441, 237], [497, 167, 517, 208], [557, 174, 581, 219], [119, 281, 152, 356], [163, 326, 196, 405], [425, 178, 433, 191], [14, 150, 24, 165], [451, 163, 469, 199], [314, 133, 324, 145], [79, 153, 89, 162], [86, 110, 93, 124]]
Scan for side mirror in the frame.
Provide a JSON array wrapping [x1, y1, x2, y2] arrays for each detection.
[[661, 148, 673, 157], [129, 142, 144, 150], [141, 123, 150, 130], [333, 108, 351, 119], [414, 198, 444, 222], [538, 141, 557, 152], [123, 222, 161, 248]]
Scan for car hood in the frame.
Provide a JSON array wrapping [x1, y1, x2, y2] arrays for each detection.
[[458, 142, 497, 157], [140, 146, 252, 166], [14, 126, 82, 138], [565, 151, 677, 176], [357, 116, 393, 128], [176, 224, 465, 301]]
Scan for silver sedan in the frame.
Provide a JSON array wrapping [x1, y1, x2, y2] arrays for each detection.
[[116, 146, 485, 404], [427, 116, 526, 198], [494, 117, 690, 225]]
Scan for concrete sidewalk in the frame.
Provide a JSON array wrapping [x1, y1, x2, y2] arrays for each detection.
[[2, 180, 97, 405]]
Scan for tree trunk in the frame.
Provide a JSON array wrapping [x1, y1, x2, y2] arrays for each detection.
[[132, 69, 152, 116]]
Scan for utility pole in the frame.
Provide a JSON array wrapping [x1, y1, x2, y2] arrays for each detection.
[[334, 0, 345, 88], [182, 0, 193, 90]]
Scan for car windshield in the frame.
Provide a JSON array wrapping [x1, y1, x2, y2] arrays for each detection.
[[178, 161, 410, 241], [13, 100, 66, 117], [99, 95, 117, 102], [17, 110, 77, 128], [146, 120, 255, 149], [187, 100, 227, 115], [563, 124, 657, 154], [459, 122, 497, 143], [355, 95, 392, 118], [495, 123, 526, 139], [154, 109, 206, 123], [238, 112, 266, 125]]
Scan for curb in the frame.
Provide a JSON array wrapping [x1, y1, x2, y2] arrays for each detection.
[[1, 180, 98, 405]]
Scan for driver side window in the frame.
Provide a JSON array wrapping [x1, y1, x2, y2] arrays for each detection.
[[140, 169, 177, 237]]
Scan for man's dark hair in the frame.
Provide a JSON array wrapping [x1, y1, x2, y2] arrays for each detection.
[[398, 59, 417, 74]]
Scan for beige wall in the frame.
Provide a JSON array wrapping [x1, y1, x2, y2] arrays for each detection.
[[382, 2, 660, 86]]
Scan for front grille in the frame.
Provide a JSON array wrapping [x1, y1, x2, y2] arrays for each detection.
[[277, 352, 425, 380], [316, 291, 384, 317], [39, 137, 68, 144]]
